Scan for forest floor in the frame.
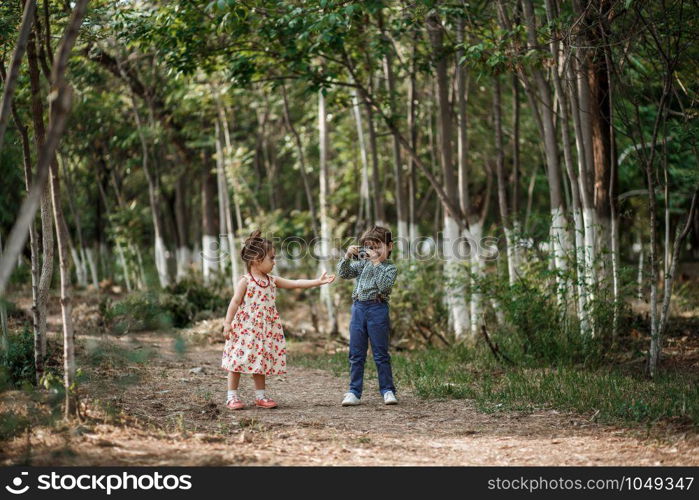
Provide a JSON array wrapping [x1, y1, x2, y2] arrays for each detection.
[[1, 293, 698, 466]]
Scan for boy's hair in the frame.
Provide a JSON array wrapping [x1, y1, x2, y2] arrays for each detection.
[[359, 225, 393, 257], [241, 230, 274, 271]]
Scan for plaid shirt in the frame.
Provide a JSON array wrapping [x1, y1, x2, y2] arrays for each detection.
[[336, 257, 398, 302]]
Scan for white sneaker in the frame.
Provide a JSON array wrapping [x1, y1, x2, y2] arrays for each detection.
[[383, 391, 398, 405], [341, 392, 361, 406]]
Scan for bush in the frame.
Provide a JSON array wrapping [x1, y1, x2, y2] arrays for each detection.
[[103, 291, 173, 334], [389, 260, 450, 348], [1, 326, 36, 388], [103, 277, 229, 332], [165, 277, 227, 319], [479, 256, 621, 367], [158, 293, 195, 328]]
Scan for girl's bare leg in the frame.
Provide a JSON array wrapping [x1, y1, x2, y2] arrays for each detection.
[[228, 371, 241, 390], [252, 374, 265, 390]]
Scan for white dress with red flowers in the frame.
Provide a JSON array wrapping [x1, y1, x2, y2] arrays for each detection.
[[221, 273, 287, 375]]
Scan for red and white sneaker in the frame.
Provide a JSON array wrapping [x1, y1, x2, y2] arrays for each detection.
[[255, 397, 278, 409], [226, 396, 245, 410]]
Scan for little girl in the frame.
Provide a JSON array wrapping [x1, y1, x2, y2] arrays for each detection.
[[221, 230, 335, 409]]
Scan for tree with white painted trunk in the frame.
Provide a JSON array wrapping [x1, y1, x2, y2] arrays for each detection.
[[201, 157, 219, 284], [377, 8, 408, 256], [317, 89, 338, 337], [426, 10, 471, 341]]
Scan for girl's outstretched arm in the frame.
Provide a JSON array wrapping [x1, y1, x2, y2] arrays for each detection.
[[223, 276, 248, 338], [273, 272, 336, 289]]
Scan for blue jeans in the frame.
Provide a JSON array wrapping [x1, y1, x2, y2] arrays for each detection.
[[348, 300, 396, 398]]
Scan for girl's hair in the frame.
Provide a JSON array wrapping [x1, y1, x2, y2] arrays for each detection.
[[240, 230, 274, 271], [359, 225, 393, 257]]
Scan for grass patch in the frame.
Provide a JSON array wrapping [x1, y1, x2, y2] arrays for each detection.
[[291, 344, 699, 429], [290, 350, 347, 376]]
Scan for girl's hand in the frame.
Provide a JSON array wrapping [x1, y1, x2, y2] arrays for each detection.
[[317, 271, 336, 285], [223, 322, 233, 340]]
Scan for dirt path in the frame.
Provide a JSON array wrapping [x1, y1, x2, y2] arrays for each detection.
[[3, 327, 697, 467]]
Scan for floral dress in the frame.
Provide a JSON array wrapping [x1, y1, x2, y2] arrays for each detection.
[[221, 273, 287, 375]]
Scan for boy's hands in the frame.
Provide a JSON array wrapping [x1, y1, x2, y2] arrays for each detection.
[[345, 245, 361, 259], [317, 271, 336, 285], [345, 244, 381, 263]]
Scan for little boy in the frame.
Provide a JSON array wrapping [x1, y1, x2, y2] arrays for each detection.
[[336, 226, 398, 406]]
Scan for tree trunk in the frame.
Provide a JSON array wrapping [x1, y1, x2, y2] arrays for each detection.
[[174, 173, 191, 281], [456, 14, 471, 224], [645, 83, 671, 378], [59, 155, 89, 287], [493, 77, 516, 286], [6, 74, 41, 383], [215, 119, 229, 273], [351, 87, 372, 232], [605, 41, 621, 341], [590, 57, 613, 261], [426, 11, 470, 341], [115, 56, 169, 289], [131, 99, 169, 288], [219, 102, 242, 285], [363, 95, 385, 225], [281, 84, 319, 237], [519, 0, 571, 299], [511, 75, 520, 223], [511, 75, 522, 266], [218, 99, 244, 232], [215, 115, 240, 286], [579, 0, 616, 271], [567, 59, 599, 328], [637, 234, 644, 301], [48, 0, 89, 418], [318, 90, 338, 337], [201, 158, 219, 284], [544, 0, 592, 332], [379, 10, 408, 255], [407, 36, 419, 254], [49, 144, 77, 418], [27, 30, 53, 366]]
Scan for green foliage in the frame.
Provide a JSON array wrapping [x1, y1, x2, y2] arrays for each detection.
[[164, 276, 228, 326], [156, 293, 195, 329], [0, 128, 26, 231], [243, 208, 315, 242], [0, 326, 36, 388], [102, 276, 228, 332], [479, 256, 623, 366], [102, 291, 173, 334], [389, 259, 450, 347], [8, 261, 32, 287]]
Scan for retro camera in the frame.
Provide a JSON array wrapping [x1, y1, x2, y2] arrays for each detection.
[[353, 246, 370, 260]]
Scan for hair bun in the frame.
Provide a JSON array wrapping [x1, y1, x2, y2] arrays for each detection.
[[245, 230, 262, 244], [241, 230, 273, 271]]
